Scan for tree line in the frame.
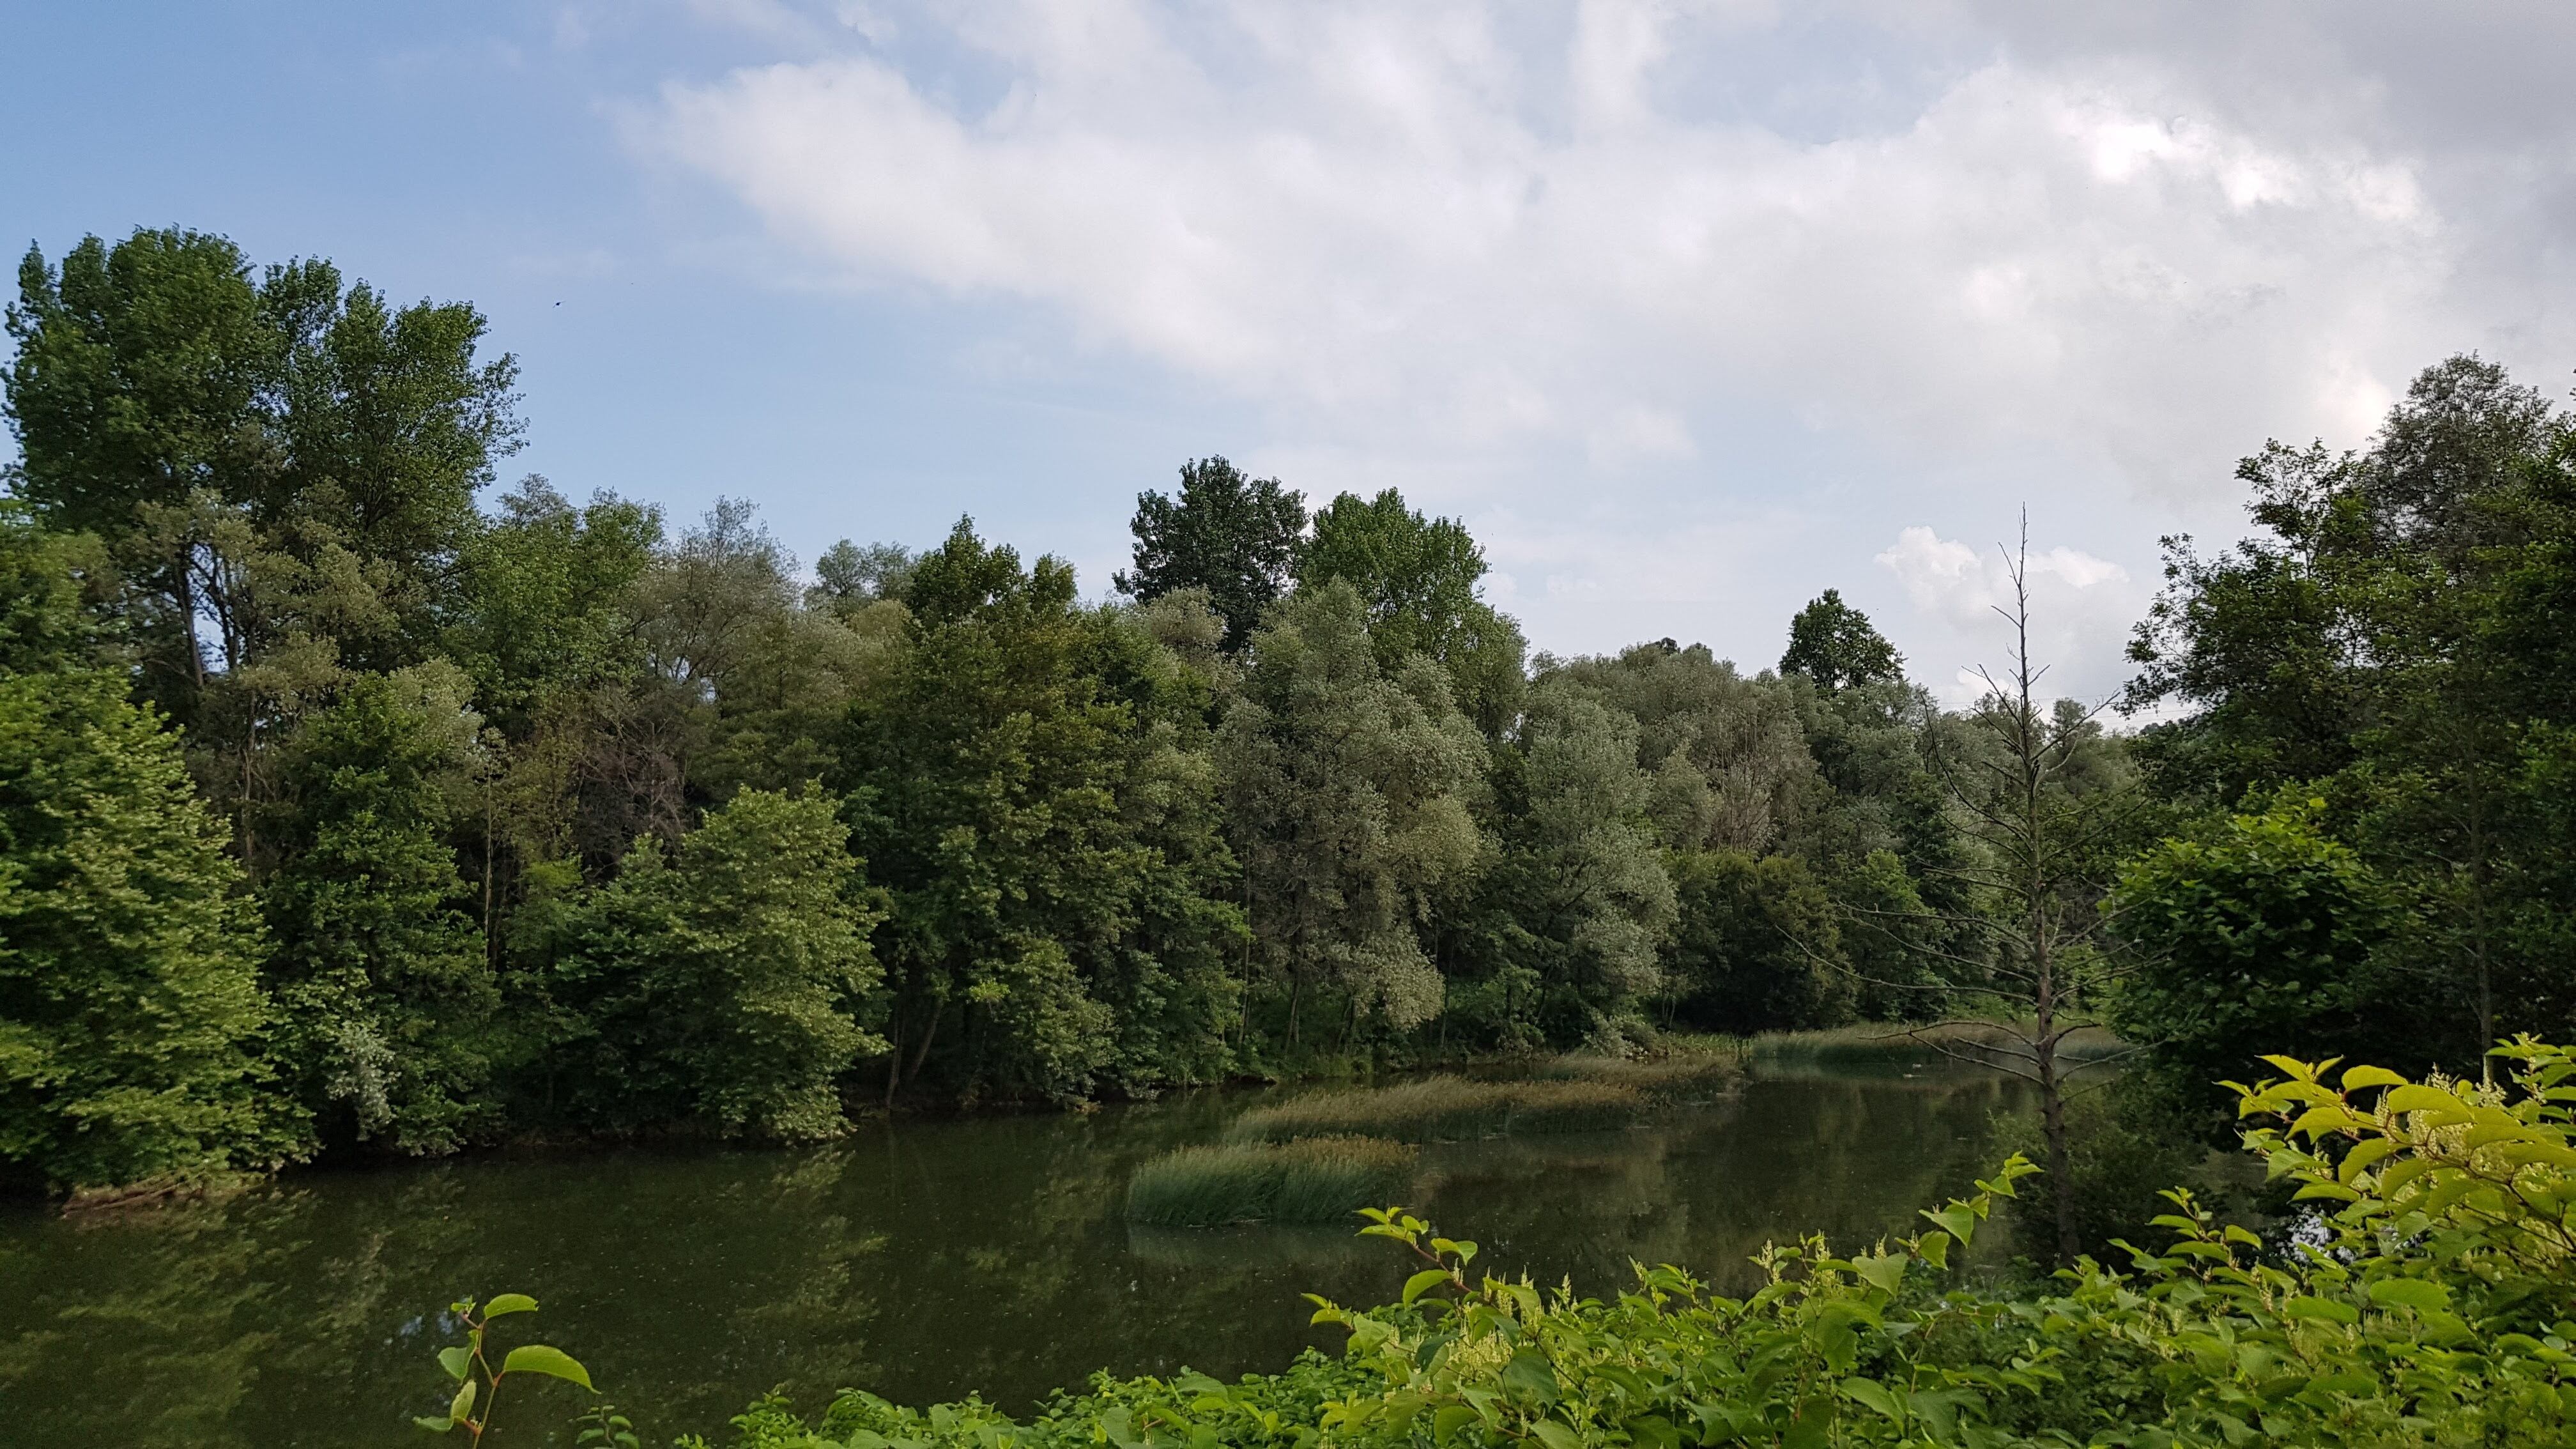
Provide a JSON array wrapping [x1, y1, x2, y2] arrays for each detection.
[[2, 226, 2568, 1204]]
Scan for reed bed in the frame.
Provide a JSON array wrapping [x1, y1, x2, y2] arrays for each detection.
[[1124, 1135, 1416, 1227], [1225, 1075, 1648, 1146], [1536, 1051, 1742, 1094]]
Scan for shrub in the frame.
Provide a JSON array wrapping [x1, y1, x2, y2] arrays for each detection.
[[1124, 1136, 1414, 1227]]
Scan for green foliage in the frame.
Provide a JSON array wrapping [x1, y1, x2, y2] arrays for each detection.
[[2108, 801, 2403, 1114], [521, 788, 886, 1139], [2129, 356, 2576, 1068], [413, 1292, 596, 1443], [1780, 588, 1904, 691], [1225, 1075, 1650, 1146], [261, 665, 498, 1154], [0, 622, 295, 1191], [1662, 850, 1850, 1034], [840, 518, 1241, 1103], [1126, 1135, 1416, 1227], [1115, 456, 1307, 652], [1218, 581, 1485, 1046], [1300, 489, 1526, 736]]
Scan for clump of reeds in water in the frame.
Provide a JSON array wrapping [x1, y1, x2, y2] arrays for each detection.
[[1124, 1135, 1417, 1227], [1224, 1075, 1648, 1146], [1536, 1050, 1742, 1094]]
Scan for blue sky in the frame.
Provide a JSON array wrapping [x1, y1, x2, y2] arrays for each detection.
[[7, 2, 2572, 703]]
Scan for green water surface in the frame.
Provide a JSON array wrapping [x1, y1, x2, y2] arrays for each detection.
[[0, 1057, 2030, 1446]]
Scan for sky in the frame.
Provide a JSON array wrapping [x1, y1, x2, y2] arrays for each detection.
[[4, 1, 2573, 707]]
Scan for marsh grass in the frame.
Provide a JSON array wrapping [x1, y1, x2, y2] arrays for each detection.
[[1536, 1052, 1742, 1094], [1123, 1135, 1416, 1227], [1696, 1022, 2131, 1067], [1225, 1075, 1653, 1145]]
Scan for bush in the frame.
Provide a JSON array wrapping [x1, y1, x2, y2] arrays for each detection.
[[1124, 1136, 1415, 1227]]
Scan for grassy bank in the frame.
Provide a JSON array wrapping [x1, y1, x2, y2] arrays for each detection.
[[1124, 1135, 1416, 1227]]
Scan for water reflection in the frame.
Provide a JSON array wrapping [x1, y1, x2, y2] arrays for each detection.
[[0, 1060, 2027, 1447]]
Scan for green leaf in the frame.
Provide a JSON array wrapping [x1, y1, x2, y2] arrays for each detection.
[[448, 1378, 477, 1425], [2383, 1085, 2457, 1114], [438, 1346, 471, 1381], [1915, 1230, 1950, 1271], [2340, 1066, 2409, 1092], [2367, 1278, 2450, 1314], [1840, 1379, 1904, 1423], [1434, 1405, 1482, 1443], [415, 1416, 456, 1434], [2281, 1296, 2359, 1324], [1404, 1269, 1452, 1305], [482, 1293, 539, 1319], [501, 1344, 595, 1391], [1851, 1253, 1908, 1295], [1527, 1420, 1581, 1449]]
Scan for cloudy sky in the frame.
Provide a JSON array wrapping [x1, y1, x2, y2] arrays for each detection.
[[6, 2, 2572, 703]]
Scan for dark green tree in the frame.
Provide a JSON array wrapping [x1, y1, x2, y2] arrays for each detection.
[[1780, 588, 1905, 691], [1114, 457, 1306, 652], [519, 789, 884, 1140], [1300, 489, 1526, 736], [840, 519, 1241, 1103], [261, 666, 497, 1154], [4, 229, 272, 710], [1660, 850, 1850, 1033]]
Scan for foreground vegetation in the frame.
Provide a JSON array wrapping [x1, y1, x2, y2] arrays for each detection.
[[438, 1041, 2576, 1447]]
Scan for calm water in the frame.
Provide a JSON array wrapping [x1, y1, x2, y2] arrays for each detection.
[[0, 1057, 2032, 1447]]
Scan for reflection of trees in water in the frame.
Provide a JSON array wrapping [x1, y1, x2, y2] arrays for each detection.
[[0, 1070, 2039, 1447]]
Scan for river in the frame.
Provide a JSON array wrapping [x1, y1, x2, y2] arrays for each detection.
[[0, 1054, 2034, 1446]]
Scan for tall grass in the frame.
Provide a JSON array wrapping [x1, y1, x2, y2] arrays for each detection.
[[1124, 1136, 1416, 1227], [1536, 1052, 1742, 1094], [1225, 1075, 1650, 1145]]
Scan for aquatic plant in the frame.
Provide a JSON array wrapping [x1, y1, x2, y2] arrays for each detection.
[[1124, 1135, 1416, 1227], [1224, 1075, 1649, 1145]]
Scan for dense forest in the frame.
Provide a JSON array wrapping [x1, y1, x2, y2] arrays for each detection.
[[3, 225, 2572, 1206]]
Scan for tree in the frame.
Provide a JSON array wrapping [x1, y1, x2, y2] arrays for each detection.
[[838, 519, 1242, 1103], [4, 229, 272, 710], [2127, 356, 2576, 1073], [0, 515, 295, 1192], [1896, 522, 2143, 1265], [2106, 801, 2402, 1122], [1780, 588, 1905, 691], [1115, 457, 1307, 653], [521, 789, 884, 1140], [1660, 850, 1849, 1034], [1473, 686, 1675, 1051], [1216, 580, 1486, 1047], [1300, 489, 1526, 736], [261, 664, 498, 1154]]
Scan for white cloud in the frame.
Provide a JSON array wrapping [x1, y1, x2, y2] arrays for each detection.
[[629, 0, 2576, 681], [1876, 525, 2140, 706], [643, 2, 2506, 492]]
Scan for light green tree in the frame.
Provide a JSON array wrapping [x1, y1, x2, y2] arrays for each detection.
[[0, 514, 295, 1192], [1217, 580, 1487, 1046]]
